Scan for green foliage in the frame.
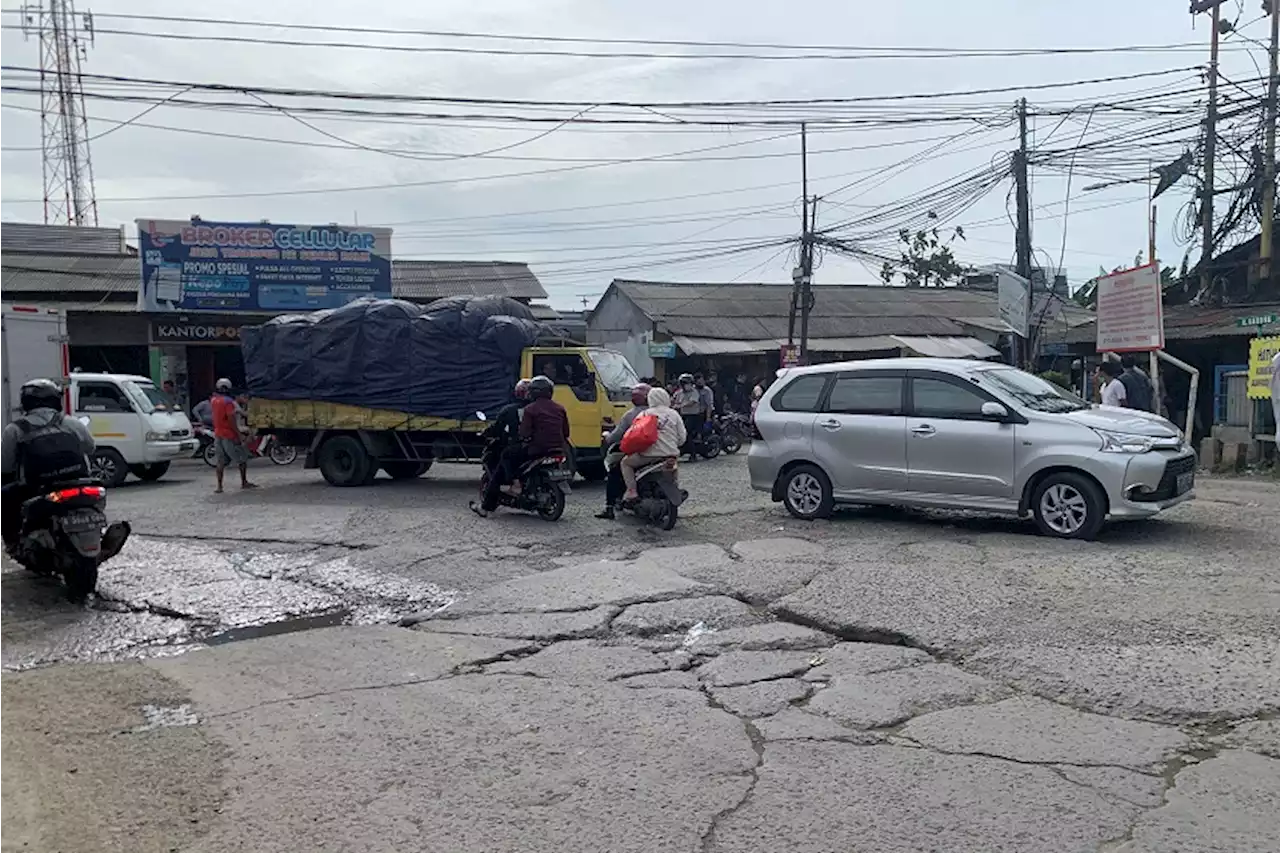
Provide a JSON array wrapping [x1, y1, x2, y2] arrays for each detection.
[[879, 218, 970, 287], [1038, 370, 1071, 389]]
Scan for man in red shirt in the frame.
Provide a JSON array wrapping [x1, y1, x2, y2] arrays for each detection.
[[210, 378, 256, 493]]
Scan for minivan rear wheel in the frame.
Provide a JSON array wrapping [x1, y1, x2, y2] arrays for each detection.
[[781, 464, 834, 520], [1031, 472, 1105, 540]]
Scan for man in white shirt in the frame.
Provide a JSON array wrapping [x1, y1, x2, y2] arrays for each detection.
[[1099, 360, 1127, 407]]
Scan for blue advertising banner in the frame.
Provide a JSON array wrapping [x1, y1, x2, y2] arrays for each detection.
[[136, 219, 393, 312]]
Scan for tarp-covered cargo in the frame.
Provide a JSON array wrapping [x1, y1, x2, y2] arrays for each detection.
[[241, 295, 544, 417]]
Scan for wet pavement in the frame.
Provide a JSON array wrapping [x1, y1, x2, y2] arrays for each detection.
[[2, 454, 1278, 851]]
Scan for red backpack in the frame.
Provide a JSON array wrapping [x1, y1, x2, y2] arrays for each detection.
[[620, 412, 659, 455]]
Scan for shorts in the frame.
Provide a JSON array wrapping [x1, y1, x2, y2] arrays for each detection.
[[215, 437, 250, 466]]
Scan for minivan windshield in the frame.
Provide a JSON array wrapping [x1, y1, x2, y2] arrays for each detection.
[[976, 367, 1089, 413], [588, 349, 641, 401], [122, 381, 171, 414]]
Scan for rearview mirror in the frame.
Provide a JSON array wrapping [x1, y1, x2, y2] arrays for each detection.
[[475, 411, 487, 421], [980, 401, 1009, 420]]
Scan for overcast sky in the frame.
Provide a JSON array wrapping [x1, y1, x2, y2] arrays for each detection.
[[0, 0, 1271, 308]]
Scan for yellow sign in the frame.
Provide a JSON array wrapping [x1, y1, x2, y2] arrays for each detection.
[[1247, 335, 1280, 400]]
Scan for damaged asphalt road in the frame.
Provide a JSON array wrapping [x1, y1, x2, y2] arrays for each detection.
[[2, 458, 1278, 851]]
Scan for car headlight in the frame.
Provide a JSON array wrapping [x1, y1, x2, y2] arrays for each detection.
[[1094, 429, 1156, 454], [144, 430, 166, 442]]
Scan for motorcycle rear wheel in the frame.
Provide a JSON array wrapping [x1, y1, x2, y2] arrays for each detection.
[[721, 430, 742, 454], [269, 445, 299, 465], [64, 554, 99, 603], [534, 482, 566, 522], [202, 442, 219, 467]]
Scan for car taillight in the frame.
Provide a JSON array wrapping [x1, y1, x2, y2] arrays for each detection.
[[48, 485, 105, 502]]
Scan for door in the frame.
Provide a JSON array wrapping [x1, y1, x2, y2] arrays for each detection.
[[813, 372, 907, 495], [906, 373, 1016, 502], [74, 379, 144, 462], [525, 349, 599, 452]]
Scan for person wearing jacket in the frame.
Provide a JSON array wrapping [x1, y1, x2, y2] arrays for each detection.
[[1, 379, 95, 552], [472, 375, 568, 517], [621, 386, 686, 502], [597, 382, 650, 520]]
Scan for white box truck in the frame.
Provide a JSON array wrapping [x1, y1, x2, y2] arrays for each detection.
[[2, 304, 70, 425]]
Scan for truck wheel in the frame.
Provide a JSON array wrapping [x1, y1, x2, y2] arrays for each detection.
[[130, 462, 170, 482], [381, 461, 430, 480], [89, 449, 129, 487], [317, 435, 373, 487]]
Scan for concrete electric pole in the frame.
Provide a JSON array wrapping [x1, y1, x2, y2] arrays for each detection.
[[1260, 0, 1279, 280], [1013, 98, 1033, 367]]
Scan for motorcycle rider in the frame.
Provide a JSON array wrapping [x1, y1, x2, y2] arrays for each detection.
[[1, 379, 95, 554], [471, 375, 569, 517], [482, 379, 531, 491], [621, 386, 686, 503], [596, 382, 651, 520]]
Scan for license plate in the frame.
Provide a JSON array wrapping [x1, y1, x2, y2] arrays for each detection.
[[180, 441, 196, 451], [1175, 471, 1194, 495], [61, 510, 104, 532], [547, 468, 571, 481]]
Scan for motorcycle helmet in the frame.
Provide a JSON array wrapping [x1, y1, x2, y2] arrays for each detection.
[[513, 378, 532, 400], [215, 377, 233, 392], [20, 378, 62, 413], [678, 372, 694, 386], [631, 382, 652, 406], [528, 375, 555, 400]]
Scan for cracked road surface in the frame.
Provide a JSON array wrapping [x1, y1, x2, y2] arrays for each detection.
[[2, 457, 1278, 852]]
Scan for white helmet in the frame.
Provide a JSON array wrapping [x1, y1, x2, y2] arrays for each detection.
[[215, 377, 232, 391]]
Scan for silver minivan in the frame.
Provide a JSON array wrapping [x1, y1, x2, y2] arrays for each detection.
[[748, 358, 1196, 539]]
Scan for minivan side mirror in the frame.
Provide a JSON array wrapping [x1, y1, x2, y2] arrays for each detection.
[[980, 401, 1010, 420]]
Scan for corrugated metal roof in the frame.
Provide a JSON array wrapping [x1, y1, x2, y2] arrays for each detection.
[[393, 260, 546, 300], [1061, 302, 1280, 345], [1, 253, 547, 303], [1, 222, 128, 255], [669, 333, 997, 357], [611, 280, 1013, 340]]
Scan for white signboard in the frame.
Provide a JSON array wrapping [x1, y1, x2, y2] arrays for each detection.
[[1095, 263, 1164, 353], [997, 270, 1029, 338]]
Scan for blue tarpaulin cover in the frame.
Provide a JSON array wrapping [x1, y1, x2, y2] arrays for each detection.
[[241, 295, 544, 418]]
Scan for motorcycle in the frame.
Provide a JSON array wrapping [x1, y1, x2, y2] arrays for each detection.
[[12, 479, 131, 602], [476, 415, 571, 521], [697, 420, 722, 459], [202, 431, 298, 467], [192, 422, 214, 460], [604, 441, 687, 530], [714, 412, 751, 455]]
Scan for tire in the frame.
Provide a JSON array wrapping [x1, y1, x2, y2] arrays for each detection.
[[700, 434, 722, 459], [381, 461, 429, 480], [780, 464, 834, 520], [202, 442, 218, 467], [533, 479, 566, 522], [129, 462, 170, 482], [577, 460, 607, 482], [269, 445, 299, 465], [721, 430, 742, 455], [89, 449, 129, 487], [64, 554, 99, 603], [1031, 471, 1106, 540], [317, 435, 373, 487], [657, 499, 679, 530]]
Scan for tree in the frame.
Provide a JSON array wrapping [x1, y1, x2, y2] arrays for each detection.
[[879, 218, 970, 287]]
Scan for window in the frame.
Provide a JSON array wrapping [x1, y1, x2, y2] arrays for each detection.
[[825, 374, 903, 415], [76, 381, 132, 413], [911, 377, 988, 419], [587, 349, 640, 403], [534, 354, 596, 402], [771, 375, 829, 413]]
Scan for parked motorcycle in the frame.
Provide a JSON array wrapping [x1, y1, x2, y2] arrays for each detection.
[[202, 432, 298, 467], [714, 412, 751, 455], [192, 422, 214, 460], [697, 420, 722, 459], [12, 480, 131, 602], [604, 441, 687, 530]]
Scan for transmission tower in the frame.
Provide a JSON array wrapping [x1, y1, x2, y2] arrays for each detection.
[[19, 1, 98, 226]]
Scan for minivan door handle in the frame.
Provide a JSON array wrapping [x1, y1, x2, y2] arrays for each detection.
[[911, 424, 936, 436], [819, 418, 842, 431]]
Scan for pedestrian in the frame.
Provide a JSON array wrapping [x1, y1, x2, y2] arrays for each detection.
[[1098, 361, 1127, 408], [210, 378, 256, 493], [1118, 354, 1154, 412], [672, 373, 703, 460]]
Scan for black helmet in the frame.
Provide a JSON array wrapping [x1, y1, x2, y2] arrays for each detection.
[[20, 378, 62, 413], [528, 375, 554, 400]]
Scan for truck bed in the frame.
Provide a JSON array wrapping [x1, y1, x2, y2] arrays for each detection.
[[250, 399, 486, 433]]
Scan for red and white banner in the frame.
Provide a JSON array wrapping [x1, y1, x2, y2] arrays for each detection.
[[1095, 262, 1164, 353]]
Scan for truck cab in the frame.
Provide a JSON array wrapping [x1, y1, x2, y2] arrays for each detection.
[[68, 372, 195, 486], [522, 346, 639, 478]]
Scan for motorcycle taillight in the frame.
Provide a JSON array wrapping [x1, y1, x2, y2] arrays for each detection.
[[48, 485, 105, 502]]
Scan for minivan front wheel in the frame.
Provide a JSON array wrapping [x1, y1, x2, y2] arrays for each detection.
[[1031, 472, 1105, 540], [781, 464, 834, 520]]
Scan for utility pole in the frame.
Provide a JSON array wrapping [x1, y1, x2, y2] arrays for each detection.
[[1260, 0, 1279, 280], [789, 123, 814, 362], [798, 197, 818, 364], [1013, 98, 1033, 367], [1200, 1, 1222, 293]]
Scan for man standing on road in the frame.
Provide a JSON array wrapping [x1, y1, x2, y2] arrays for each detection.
[[673, 373, 703, 460], [1099, 361, 1127, 408], [1118, 354, 1155, 412], [211, 379, 256, 494]]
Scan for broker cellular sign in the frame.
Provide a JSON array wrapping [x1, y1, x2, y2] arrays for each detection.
[[1095, 263, 1164, 353]]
